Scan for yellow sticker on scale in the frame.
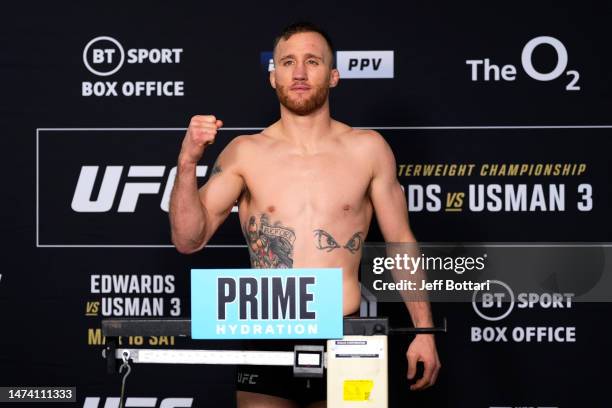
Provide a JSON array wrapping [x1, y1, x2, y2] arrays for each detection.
[[343, 380, 374, 401]]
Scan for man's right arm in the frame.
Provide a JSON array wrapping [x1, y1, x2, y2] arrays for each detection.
[[169, 115, 245, 253]]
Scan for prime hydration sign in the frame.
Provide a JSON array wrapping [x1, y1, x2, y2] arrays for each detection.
[[191, 268, 343, 339]]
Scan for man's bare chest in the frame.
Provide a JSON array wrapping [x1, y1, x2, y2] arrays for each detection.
[[240, 151, 371, 213]]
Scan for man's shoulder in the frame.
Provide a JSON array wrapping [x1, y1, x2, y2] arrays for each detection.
[[338, 127, 395, 174], [223, 132, 265, 152], [340, 126, 389, 152], [347, 127, 385, 140], [215, 133, 265, 171]]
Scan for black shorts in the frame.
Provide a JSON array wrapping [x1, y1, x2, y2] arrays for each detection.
[[236, 340, 326, 405]]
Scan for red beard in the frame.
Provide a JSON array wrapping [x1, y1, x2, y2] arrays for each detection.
[[276, 83, 329, 116]]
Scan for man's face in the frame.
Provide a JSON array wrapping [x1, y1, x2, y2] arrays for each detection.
[[271, 31, 339, 116]]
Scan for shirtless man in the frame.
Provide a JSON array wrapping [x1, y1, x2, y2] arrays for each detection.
[[169, 22, 440, 408]]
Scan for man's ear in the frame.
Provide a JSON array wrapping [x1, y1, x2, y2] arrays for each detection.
[[269, 69, 276, 89], [329, 68, 340, 88]]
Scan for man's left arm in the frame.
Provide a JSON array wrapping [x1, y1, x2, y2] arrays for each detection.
[[366, 130, 441, 391]]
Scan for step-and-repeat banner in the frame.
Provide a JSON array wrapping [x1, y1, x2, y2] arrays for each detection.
[[2, 1, 611, 407]]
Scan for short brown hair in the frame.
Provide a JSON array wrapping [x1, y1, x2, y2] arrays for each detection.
[[273, 21, 335, 68]]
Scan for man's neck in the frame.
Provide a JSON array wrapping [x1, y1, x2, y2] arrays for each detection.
[[276, 102, 333, 150]]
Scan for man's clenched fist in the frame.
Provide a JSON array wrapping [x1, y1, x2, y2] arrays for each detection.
[[179, 115, 223, 165]]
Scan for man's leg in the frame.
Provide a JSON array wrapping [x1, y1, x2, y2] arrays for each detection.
[[236, 391, 300, 408]]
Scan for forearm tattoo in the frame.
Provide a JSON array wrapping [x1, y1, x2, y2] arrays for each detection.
[[244, 214, 295, 268], [314, 230, 363, 254]]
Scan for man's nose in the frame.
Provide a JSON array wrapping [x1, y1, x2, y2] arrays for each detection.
[[292, 62, 307, 80]]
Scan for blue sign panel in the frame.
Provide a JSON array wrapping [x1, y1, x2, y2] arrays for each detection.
[[191, 268, 343, 339]]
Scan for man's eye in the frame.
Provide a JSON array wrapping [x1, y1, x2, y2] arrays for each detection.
[[283, 60, 293, 66], [307, 59, 319, 65]]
